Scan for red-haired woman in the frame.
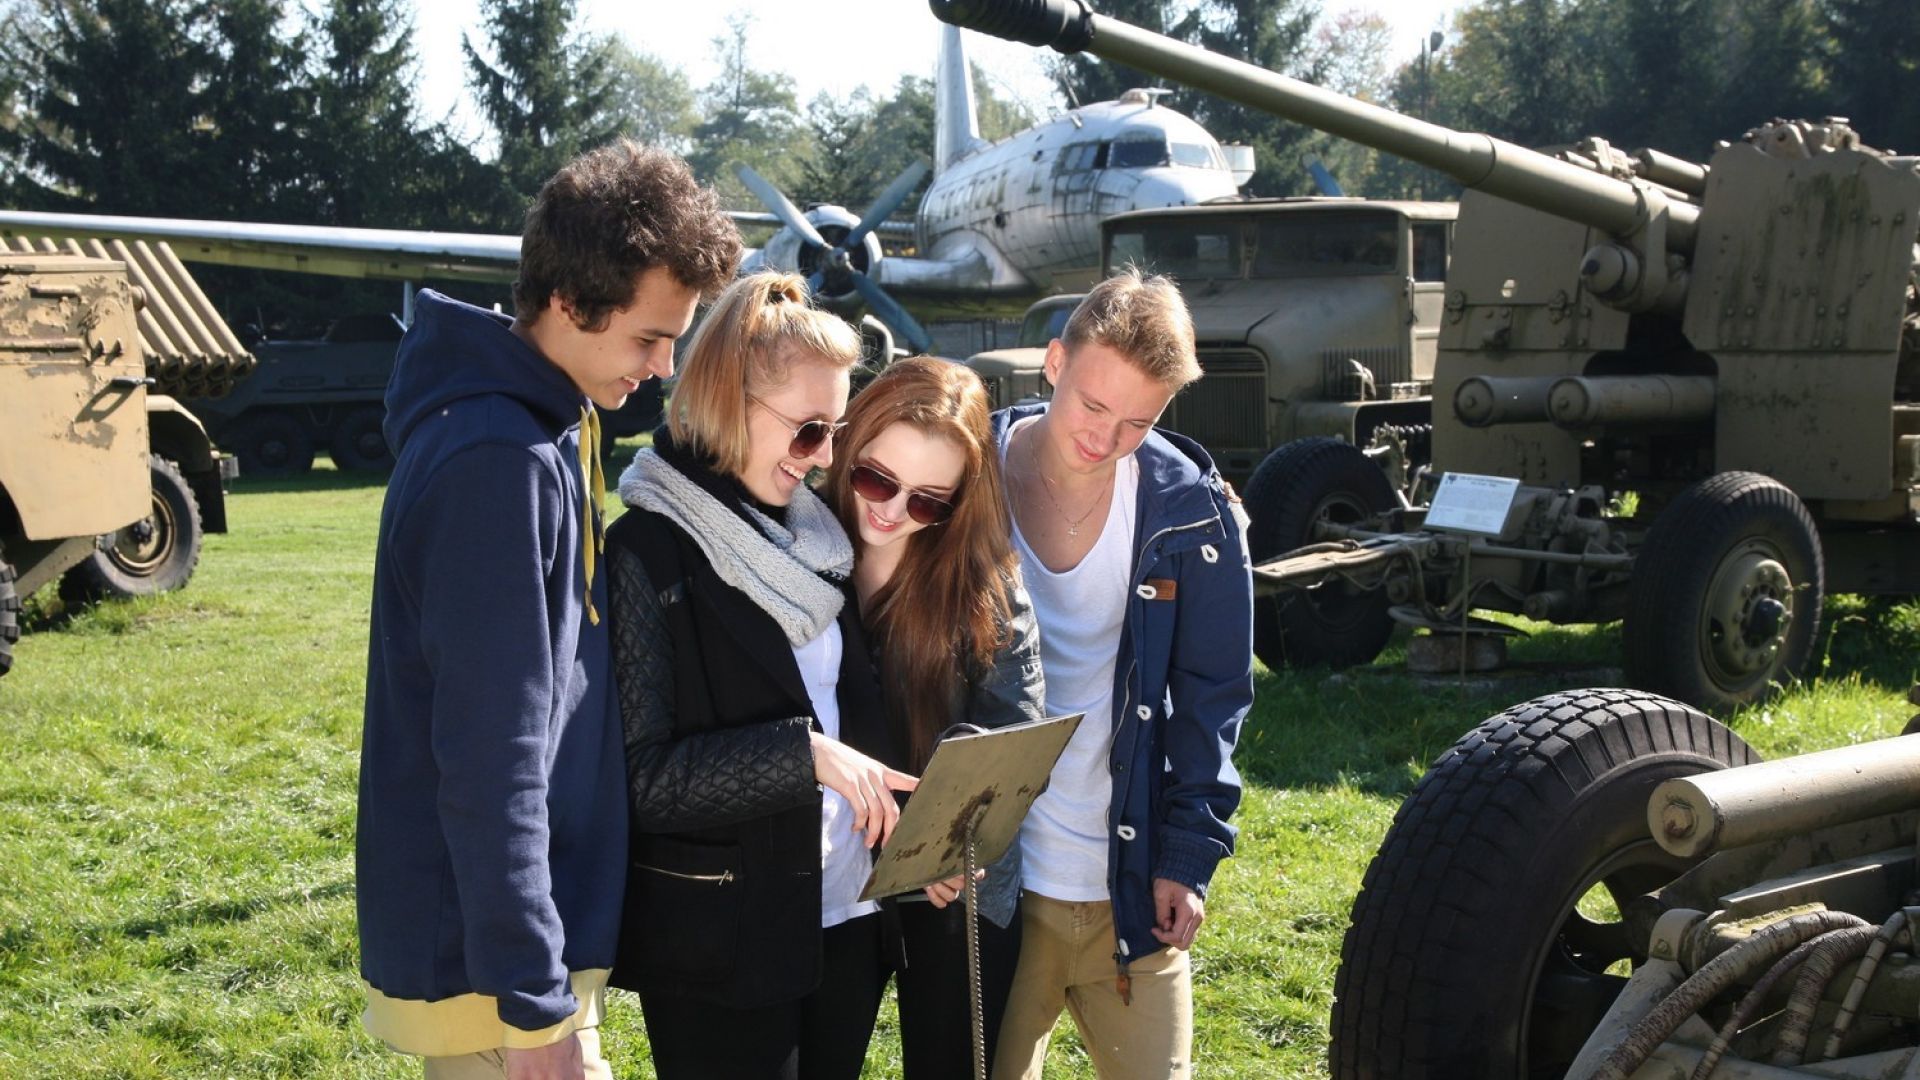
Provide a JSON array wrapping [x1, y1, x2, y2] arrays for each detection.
[[823, 357, 1046, 1078]]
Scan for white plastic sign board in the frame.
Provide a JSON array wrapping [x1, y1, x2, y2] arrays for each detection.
[[1425, 473, 1522, 536]]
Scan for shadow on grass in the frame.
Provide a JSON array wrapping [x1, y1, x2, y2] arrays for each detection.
[[118, 880, 352, 941], [232, 468, 390, 495]]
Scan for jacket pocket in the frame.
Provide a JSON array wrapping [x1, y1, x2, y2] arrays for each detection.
[[624, 836, 743, 982]]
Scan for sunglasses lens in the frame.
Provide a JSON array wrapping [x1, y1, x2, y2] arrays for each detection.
[[906, 493, 955, 526], [849, 464, 899, 504], [789, 421, 832, 458]]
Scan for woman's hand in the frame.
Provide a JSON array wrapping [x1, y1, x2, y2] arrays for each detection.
[[810, 731, 918, 848], [922, 868, 986, 908]]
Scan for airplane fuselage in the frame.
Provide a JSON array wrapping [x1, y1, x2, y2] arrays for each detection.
[[902, 92, 1243, 299]]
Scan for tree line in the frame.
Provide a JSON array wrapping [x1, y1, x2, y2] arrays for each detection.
[[0, 0, 1912, 331]]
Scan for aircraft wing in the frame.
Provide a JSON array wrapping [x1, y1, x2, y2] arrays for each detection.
[[0, 209, 525, 283], [872, 234, 1032, 296]]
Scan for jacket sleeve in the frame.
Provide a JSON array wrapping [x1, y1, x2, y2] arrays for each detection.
[[1154, 486, 1254, 898], [966, 573, 1047, 733], [397, 443, 575, 1032], [608, 539, 818, 833]]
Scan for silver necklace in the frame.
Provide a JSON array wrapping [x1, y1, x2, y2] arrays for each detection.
[[1026, 425, 1103, 537]]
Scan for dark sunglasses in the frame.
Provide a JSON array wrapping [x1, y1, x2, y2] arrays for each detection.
[[849, 463, 956, 526], [750, 396, 848, 458]]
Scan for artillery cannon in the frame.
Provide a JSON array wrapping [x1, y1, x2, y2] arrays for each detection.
[[930, 0, 1920, 710]]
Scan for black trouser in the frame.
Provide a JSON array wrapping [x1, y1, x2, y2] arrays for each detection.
[[892, 899, 1023, 1080], [639, 913, 888, 1080]]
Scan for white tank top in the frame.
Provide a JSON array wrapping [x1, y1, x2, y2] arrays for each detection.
[[1002, 418, 1137, 901], [792, 621, 880, 928]]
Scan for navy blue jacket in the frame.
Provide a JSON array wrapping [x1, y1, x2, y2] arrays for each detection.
[[357, 291, 627, 1035], [993, 403, 1253, 969]]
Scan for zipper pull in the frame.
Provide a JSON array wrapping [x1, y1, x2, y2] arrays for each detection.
[[1115, 960, 1132, 1006]]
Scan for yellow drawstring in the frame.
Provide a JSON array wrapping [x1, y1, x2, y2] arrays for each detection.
[[578, 405, 606, 625]]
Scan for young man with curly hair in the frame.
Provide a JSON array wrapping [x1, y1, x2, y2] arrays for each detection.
[[357, 140, 740, 1080]]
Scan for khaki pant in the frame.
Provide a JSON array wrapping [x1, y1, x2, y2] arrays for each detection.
[[993, 893, 1192, 1080], [423, 1028, 611, 1080]]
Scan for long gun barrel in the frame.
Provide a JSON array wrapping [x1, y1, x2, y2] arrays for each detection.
[[929, 0, 1699, 252]]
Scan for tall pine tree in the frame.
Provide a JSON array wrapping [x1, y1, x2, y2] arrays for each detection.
[[463, 0, 618, 207]]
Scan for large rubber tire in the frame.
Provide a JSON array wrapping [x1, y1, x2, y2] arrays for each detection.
[[328, 405, 394, 472], [1624, 472, 1823, 713], [1328, 688, 1757, 1080], [0, 547, 18, 678], [1244, 437, 1397, 670], [59, 455, 204, 603], [227, 409, 315, 477]]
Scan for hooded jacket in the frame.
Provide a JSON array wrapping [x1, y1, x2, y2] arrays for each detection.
[[357, 290, 627, 1054], [992, 403, 1253, 970]]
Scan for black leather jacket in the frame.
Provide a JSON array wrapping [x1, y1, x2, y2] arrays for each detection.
[[604, 504, 895, 1008]]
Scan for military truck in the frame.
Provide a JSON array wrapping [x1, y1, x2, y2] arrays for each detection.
[[967, 197, 1454, 481], [0, 237, 250, 676], [931, 0, 1920, 712]]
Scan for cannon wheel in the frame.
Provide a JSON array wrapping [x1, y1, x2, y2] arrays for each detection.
[[1244, 437, 1397, 670], [329, 405, 393, 472], [1329, 689, 1756, 1080], [1624, 472, 1823, 712], [227, 409, 315, 477], [0, 546, 18, 677], [60, 455, 204, 604]]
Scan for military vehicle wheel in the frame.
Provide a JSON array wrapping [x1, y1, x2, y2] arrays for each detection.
[[1329, 688, 1756, 1080], [228, 410, 314, 477], [0, 547, 19, 678], [1624, 472, 1823, 712], [60, 455, 203, 604], [1244, 437, 1397, 669], [329, 406, 393, 472]]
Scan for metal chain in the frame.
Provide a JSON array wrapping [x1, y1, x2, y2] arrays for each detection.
[[965, 823, 986, 1080]]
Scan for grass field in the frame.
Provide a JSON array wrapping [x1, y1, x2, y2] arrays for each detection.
[[2, 466, 1917, 1078]]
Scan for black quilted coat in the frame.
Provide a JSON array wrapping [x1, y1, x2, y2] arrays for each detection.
[[602, 501, 897, 1008]]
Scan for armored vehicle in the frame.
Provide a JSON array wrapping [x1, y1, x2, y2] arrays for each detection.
[[194, 308, 672, 477], [966, 291, 1082, 408], [0, 238, 249, 676], [931, 0, 1920, 710]]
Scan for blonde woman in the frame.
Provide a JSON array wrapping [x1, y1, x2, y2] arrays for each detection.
[[605, 272, 914, 1079]]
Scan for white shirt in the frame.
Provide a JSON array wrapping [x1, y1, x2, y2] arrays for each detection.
[[1003, 418, 1138, 901], [792, 621, 880, 928]]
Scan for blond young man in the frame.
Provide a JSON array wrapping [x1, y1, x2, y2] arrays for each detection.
[[990, 270, 1254, 1078]]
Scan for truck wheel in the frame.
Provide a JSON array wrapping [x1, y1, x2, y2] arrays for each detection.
[[1244, 437, 1397, 669], [228, 410, 314, 477], [329, 406, 393, 472], [0, 548, 18, 677], [1329, 688, 1756, 1080], [59, 455, 204, 603], [1624, 472, 1823, 712]]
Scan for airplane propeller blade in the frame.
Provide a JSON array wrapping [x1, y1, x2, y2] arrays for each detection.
[[849, 271, 932, 355], [733, 163, 829, 251], [845, 160, 930, 250]]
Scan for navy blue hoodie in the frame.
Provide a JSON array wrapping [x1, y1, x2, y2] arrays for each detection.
[[357, 290, 626, 1051]]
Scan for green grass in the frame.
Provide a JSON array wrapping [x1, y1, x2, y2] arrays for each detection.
[[2, 467, 1916, 1077]]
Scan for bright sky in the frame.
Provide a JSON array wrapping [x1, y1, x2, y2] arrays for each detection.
[[412, 1, 1467, 144]]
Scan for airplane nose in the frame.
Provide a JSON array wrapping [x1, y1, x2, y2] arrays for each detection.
[[1131, 169, 1235, 209]]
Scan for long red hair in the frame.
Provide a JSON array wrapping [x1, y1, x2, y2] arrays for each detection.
[[824, 358, 1017, 770]]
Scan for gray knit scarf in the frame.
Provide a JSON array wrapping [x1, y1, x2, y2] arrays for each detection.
[[618, 448, 852, 646]]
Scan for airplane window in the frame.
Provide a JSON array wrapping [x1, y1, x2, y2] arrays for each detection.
[[1170, 143, 1220, 169], [1412, 222, 1449, 282], [1106, 222, 1241, 280], [1093, 143, 1111, 169], [1054, 143, 1093, 175], [1108, 139, 1170, 168], [1252, 213, 1399, 279]]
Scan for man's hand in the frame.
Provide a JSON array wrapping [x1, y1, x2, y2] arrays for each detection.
[[504, 1034, 584, 1080], [811, 731, 919, 849], [1151, 878, 1206, 950]]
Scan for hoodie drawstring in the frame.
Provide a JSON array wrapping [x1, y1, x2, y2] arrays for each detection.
[[578, 405, 606, 625]]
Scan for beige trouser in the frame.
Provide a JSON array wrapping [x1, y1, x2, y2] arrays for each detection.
[[993, 893, 1192, 1080], [422, 1028, 611, 1080]]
